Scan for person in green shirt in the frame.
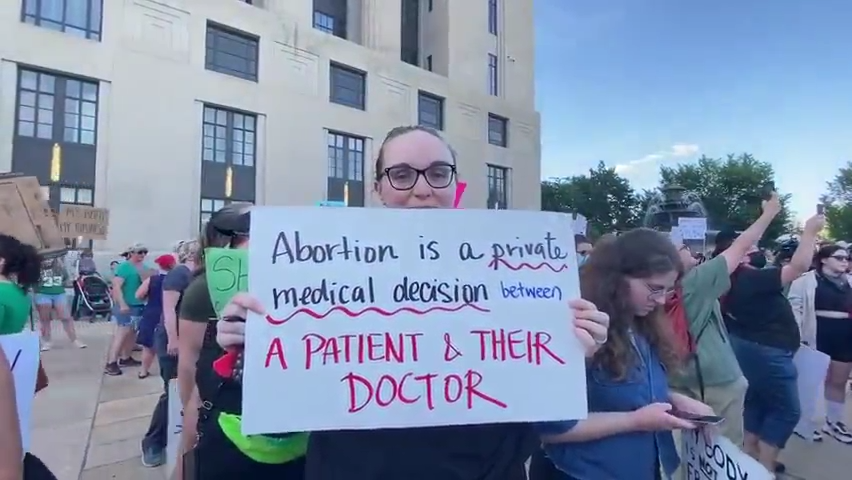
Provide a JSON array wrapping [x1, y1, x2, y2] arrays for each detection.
[[666, 193, 783, 478], [34, 257, 85, 351], [0, 234, 41, 335], [104, 243, 149, 376]]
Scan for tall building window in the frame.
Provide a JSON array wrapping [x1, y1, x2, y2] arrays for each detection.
[[13, 68, 100, 213], [488, 0, 498, 35], [313, 11, 335, 34], [488, 54, 498, 96], [205, 23, 259, 82], [329, 63, 366, 110], [418, 91, 444, 130], [487, 114, 508, 147], [326, 131, 365, 207], [199, 105, 257, 224], [426, 55, 433, 72], [22, 0, 103, 40], [312, 0, 347, 39], [487, 165, 509, 209]]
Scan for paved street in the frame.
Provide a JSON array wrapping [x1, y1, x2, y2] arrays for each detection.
[[28, 322, 852, 479]]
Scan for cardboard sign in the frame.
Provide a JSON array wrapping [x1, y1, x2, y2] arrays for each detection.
[[0, 331, 40, 453], [682, 430, 772, 480], [57, 204, 109, 240], [0, 174, 66, 257], [166, 380, 182, 476], [205, 248, 248, 317], [241, 207, 587, 434]]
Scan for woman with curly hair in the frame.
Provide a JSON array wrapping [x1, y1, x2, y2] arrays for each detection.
[[530, 228, 715, 480]]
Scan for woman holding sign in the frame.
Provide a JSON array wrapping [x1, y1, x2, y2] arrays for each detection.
[[530, 229, 715, 480], [214, 126, 612, 480]]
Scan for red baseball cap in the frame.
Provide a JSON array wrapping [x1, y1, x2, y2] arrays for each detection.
[[154, 254, 176, 270]]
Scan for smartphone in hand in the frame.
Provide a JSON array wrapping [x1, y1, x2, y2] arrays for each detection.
[[669, 409, 725, 426], [761, 181, 776, 200], [817, 203, 825, 215]]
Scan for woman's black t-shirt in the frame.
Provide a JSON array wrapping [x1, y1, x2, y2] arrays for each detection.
[[724, 266, 800, 351], [305, 423, 536, 480]]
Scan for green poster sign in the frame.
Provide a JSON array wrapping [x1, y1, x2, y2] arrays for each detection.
[[205, 248, 248, 317]]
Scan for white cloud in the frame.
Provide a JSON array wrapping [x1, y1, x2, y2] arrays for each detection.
[[614, 143, 700, 174]]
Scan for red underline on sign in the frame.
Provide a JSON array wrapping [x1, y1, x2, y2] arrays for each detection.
[[265, 303, 491, 325], [487, 258, 569, 272]]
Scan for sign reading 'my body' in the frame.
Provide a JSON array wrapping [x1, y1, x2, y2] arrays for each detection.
[[242, 207, 587, 434], [682, 430, 772, 480]]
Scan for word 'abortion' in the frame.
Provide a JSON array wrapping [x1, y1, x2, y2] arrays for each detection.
[[269, 230, 570, 265]]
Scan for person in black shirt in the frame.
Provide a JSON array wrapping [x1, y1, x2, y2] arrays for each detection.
[[717, 213, 822, 473], [789, 244, 852, 443], [211, 126, 611, 480]]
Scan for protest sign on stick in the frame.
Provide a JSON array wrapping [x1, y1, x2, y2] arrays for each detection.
[[682, 429, 772, 480], [242, 208, 588, 434], [0, 174, 66, 258], [0, 331, 40, 453], [678, 217, 708, 241]]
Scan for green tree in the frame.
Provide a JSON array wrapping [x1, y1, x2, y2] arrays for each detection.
[[541, 161, 640, 236], [658, 153, 792, 243], [822, 162, 852, 241]]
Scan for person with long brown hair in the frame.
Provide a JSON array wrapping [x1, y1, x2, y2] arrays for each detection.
[[530, 229, 714, 480]]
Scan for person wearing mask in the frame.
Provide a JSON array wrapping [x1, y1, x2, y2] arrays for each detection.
[[104, 243, 148, 376], [722, 213, 823, 474], [575, 235, 592, 267], [529, 229, 714, 480], [788, 244, 852, 443], [34, 256, 85, 351], [139, 242, 196, 468], [211, 125, 611, 480], [135, 254, 176, 379]]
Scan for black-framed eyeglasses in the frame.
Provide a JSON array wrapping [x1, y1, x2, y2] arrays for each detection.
[[380, 163, 456, 191], [831, 255, 849, 262]]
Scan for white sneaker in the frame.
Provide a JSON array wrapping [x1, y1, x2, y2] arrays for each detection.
[[73, 340, 87, 349], [824, 420, 852, 444], [40, 342, 51, 352]]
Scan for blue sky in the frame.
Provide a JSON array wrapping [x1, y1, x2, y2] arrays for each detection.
[[535, 0, 852, 220]]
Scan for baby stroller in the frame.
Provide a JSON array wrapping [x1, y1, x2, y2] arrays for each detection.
[[73, 273, 114, 322]]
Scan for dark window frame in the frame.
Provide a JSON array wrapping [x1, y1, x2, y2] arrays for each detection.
[[487, 114, 508, 147], [201, 105, 257, 167], [425, 55, 433, 72], [326, 130, 365, 207], [14, 67, 99, 146], [487, 164, 509, 210], [329, 63, 366, 110], [22, 0, 103, 41], [205, 22, 260, 82], [418, 91, 444, 131], [488, 53, 498, 96], [313, 10, 335, 34], [488, 0, 498, 35]]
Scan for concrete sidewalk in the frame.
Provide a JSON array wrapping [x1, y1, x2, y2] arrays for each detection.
[[30, 321, 167, 479], [27, 321, 852, 479]]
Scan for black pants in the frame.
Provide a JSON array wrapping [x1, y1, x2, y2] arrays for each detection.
[[189, 413, 305, 479], [142, 326, 178, 453], [24, 453, 58, 480], [529, 450, 576, 480]]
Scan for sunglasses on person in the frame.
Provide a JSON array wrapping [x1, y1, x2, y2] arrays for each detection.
[[131, 249, 148, 255], [380, 162, 456, 191], [831, 254, 849, 262]]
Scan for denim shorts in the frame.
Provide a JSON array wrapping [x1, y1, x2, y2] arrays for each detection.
[[730, 335, 801, 448], [34, 293, 66, 308], [113, 305, 144, 328]]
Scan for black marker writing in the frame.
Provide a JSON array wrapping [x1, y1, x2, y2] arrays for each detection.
[[457, 242, 484, 261], [272, 231, 399, 265], [9, 349, 21, 371], [418, 236, 441, 260]]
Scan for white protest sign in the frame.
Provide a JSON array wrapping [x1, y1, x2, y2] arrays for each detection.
[[243, 207, 587, 434], [0, 331, 40, 453], [166, 380, 182, 475], [669, 227, 684, 246], [572, 214, 588, 236], [678, 217, 708, 240], [682, 430, 772, 480]]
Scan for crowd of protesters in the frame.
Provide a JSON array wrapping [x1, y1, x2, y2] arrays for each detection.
[[1, 126, 849, 480]]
